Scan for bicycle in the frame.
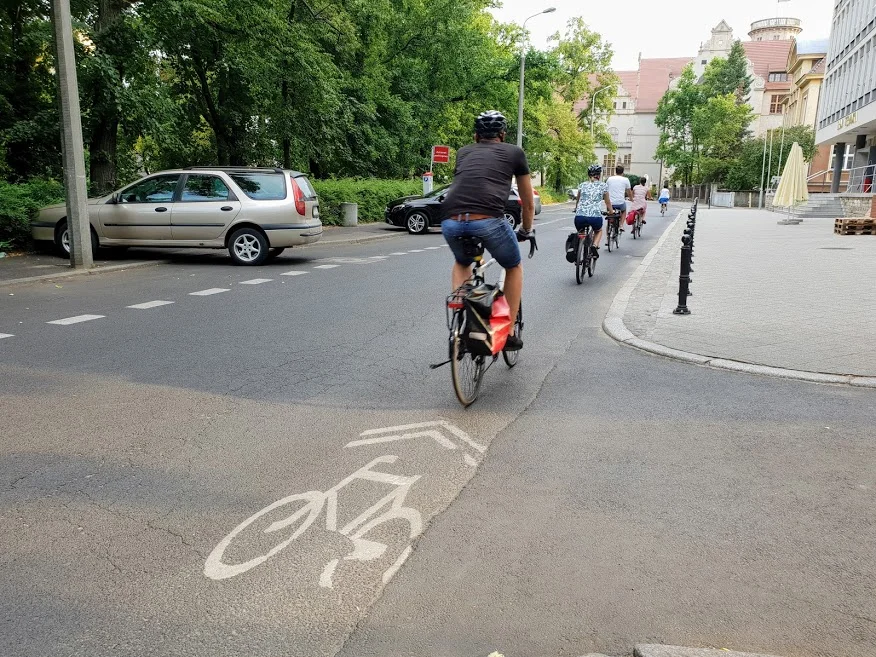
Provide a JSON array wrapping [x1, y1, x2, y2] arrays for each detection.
[[660, 202, 668, 217], [573, 223, 598, 284], [604, 210, 621, 252], [432, 231, 537, 407], [631, 208, 644, 239]]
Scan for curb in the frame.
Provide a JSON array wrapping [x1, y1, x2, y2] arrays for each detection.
[[0, 259, 166, 288], [601, 211, 876, 389], [0, 229, 407, 287]]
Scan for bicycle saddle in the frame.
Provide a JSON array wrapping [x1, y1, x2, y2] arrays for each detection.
[[456, 236, 485, 258]]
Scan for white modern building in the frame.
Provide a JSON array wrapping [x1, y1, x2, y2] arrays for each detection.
[[815, 0, 876, 193]]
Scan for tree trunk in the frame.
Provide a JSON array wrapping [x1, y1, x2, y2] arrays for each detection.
[[282, 79, 291, 168], [88, 0, 126, 195]]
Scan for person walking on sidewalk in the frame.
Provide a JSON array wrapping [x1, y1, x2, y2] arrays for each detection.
[[606, 165, 633, 233]]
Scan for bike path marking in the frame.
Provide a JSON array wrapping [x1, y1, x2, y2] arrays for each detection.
[[349, 420, 486, 453]]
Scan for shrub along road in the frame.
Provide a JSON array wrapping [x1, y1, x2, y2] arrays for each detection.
[[1, 203, 873, 657]]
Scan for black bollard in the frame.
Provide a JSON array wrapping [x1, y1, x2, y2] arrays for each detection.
[[673, 235, 692, 314]]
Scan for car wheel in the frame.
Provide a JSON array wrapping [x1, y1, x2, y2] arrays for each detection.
[[406, 211, 429, 234], [503, 212, 520, 230], [267, 247, 285, 260], [54, 220, 100, 258], [228, 227, 269, 265]]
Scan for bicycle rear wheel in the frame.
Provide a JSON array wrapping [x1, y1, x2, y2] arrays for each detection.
[[606, 222, 613, 252], [503, 303, 523, 368], [588, 242, 596, 277], [450, 313, 485, 407], [575, 237, 586, 285], [613, 219, 620, 249]]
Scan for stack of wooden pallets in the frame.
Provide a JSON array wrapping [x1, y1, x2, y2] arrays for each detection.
[[834, 218, 876, 235]]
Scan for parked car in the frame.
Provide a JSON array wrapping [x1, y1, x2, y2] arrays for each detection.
[[384, 186, 523, 234], [511, 184, 541, 215], [31, 167, 322, 266]]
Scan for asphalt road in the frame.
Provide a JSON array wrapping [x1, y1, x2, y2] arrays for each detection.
[[1, 204, 874, 657]]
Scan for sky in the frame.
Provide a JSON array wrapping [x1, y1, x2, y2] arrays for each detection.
[[490, 0, 835, 70]]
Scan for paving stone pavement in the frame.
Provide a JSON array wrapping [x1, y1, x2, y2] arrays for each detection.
[[622, 208, 876, 377]]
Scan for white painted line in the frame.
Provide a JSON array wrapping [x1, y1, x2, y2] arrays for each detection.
[[424, 246, 441, 250], [281, 270, 308, 276], [347, 430, 457, 451], [313, 264, 339, 269], [127, 300, 174, 310], [239, 278, 273, 285], [382, 545, 412, 584], [389, 252, 407, 256], [0, 333, 14, 339], [189, 288, 229, 296], [47, 314, 105, 326], [319, 559, 339, 589], [408, 249, 424, 253], [464, 453, 478, 467]]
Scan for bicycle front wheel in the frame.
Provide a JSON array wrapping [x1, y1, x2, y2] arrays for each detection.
[[503, 302, 523, 368], [450, 317, 485, 407]]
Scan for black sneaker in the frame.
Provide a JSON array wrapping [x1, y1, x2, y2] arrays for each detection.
[[591, 246, 600, 259], [619, 227, 625, 232], [504, 335, 523, 351]]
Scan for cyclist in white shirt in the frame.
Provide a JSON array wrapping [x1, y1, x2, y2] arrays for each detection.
[[606, 165, 633, 233], [658, 183, 670, 214]]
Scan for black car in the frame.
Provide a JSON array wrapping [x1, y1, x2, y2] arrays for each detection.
[[385, 186, 523, 234]]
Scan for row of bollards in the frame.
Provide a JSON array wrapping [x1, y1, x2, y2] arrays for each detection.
[[673, 197, 697, 315]]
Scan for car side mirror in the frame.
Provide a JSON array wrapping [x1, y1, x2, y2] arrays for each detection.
[[438, 194, 446, 201], [110, 193, 119, 204]]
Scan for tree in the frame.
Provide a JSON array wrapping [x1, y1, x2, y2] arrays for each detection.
[[654, 65, 703, 185], [692, 93, 754, 182], [702, 40, 752, 102], [725, 124, 817, 190]]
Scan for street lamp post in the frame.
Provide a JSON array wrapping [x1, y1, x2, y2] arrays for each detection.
[[589, 86, 609, 141], [516, 7, 556, 148]]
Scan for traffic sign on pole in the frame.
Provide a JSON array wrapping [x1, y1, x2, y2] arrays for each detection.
[[432, 146, 450, 164]]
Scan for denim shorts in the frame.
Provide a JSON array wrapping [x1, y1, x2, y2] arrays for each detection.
[[575, 215, 603, 232], [441, 217, 521, 269]]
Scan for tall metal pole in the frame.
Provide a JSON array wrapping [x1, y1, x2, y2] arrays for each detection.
[[590, 87, 608, 141], [766, 128, 775, 201], [516, 8, 555, 148], [758, 130, 768, 208], [52, 0, 93, 269]]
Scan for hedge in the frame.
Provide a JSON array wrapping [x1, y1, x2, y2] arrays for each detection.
[[0, 179, 65, 250], [313, 178, 421, 226]]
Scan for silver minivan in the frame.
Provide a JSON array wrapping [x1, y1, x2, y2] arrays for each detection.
[[31, 167, 322, 265]]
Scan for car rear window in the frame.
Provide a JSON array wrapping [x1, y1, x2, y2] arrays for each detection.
[[229, 173, 287, 200], [293, 175, 317, 199]]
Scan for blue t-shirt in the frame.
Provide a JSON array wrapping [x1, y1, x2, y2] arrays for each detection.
[[575, 181, 608, 217]]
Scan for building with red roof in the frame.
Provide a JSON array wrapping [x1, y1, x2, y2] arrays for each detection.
[[589, 18, 797, 187]]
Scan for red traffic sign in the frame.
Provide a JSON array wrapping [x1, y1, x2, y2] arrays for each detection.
[[432, 145, 450, 163]]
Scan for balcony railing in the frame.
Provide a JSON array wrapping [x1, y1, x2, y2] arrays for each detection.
[[750, 17, 801, 31]]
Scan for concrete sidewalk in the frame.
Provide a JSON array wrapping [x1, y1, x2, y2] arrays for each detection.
[[0, 222, 404, 286], [606, 208, 876, 384]]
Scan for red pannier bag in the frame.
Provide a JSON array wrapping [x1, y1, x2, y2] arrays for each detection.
[[462, 285, 512, 356], [626, 210, 637, 225]]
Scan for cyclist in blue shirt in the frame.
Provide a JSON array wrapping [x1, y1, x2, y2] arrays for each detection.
[[574, 164, 613, 259]]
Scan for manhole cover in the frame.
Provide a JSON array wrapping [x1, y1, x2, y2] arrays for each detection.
[[818, 247, 854, 250]]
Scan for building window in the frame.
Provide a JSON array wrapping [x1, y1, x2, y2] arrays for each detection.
[[701, 59, 707, 65], [768, 72, 788, 82], [622, 101, 627, 109], [830, 145, 855, 171], [623, 154, 631, 168], [603, 154, 616, 172], [613, 101, 617, 109], [769, 94, 785, 114]]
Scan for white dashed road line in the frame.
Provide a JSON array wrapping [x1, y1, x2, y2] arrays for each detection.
[[424, 246, 441, 250], [281, 270, 308, 276], [389, 252, 407, 256], [239, 278, 273, 285], [127, 300, 175, 310], [0, 333, 14, 339], [313, 265, 339, 269], [189, 288, 230, 296], [47, 315, 105, 326], [408, 249, 424, 253]]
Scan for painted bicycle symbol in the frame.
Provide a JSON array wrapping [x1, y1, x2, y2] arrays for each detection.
[[204, 421, 484, 587]]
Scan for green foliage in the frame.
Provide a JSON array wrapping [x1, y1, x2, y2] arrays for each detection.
[[313, 179, 421, 225], [725, 125, 817, 191], [701, 41, 753, 101], [0, 178, 64, 248], [535, 187, 567, 204]]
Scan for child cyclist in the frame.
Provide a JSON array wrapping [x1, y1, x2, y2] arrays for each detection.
[[573, 164, 613, 259], [658, 182, 670, 214]]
